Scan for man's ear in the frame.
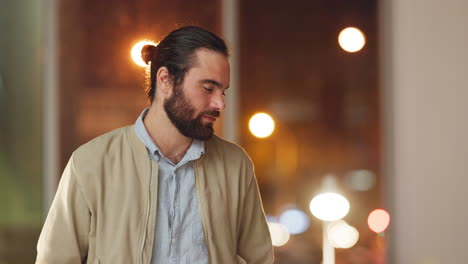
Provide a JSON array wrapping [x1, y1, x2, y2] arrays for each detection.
[[156, 66, 173, 96]]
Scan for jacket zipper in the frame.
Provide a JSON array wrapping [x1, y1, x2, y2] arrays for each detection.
[[140, 162, 152, 264]]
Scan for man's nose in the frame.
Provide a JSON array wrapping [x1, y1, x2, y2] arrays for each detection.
[[211, 92, 226, 111]]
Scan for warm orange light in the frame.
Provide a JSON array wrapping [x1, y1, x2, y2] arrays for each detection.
[[338, 27, 366, 53], [249, 112, 275, 138], [368, 209, 390, 233], [131, 40, 157, 67]]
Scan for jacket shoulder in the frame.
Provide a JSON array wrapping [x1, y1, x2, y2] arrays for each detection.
[[210, 135, 249, 156], [207, 135, 253, 167], [74, 126, 131, 159], [70, 126, 135, 182]]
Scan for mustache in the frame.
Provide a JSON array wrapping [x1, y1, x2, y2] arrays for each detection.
[[201, 110, 220, 118]]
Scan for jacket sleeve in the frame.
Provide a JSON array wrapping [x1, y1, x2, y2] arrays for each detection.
[[237, 164, 274, 264], [36, 155, 90, 264]]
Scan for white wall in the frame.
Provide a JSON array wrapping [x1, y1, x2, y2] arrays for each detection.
[[381, 0, 468, 263]]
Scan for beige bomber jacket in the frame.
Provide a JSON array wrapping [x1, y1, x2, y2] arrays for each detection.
[[36, 126, 273, 264]]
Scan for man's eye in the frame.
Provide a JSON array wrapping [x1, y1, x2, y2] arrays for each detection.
[[203, 87, 213, 92]]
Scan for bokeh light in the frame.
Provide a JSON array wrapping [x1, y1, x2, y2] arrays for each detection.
[[338, 27, 366, 53], [279, 209, 310, 235], [309, 192, 350, 221], [328, 220, 359, 248], [368, 209, 390, 233], [345, 169, 376, 191], [131, 40, 157, 67], [266, 215, 278, 223], [267, 222, 290, 246], [249, 112, 275, 138]]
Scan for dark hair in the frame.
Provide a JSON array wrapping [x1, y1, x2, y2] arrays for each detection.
[[141, 26, 229, 102]]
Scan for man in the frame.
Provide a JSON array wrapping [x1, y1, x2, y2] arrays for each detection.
[[36, 26, 273, 264]]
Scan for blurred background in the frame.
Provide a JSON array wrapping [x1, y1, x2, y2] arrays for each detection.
[[1, 0, 467, 263]]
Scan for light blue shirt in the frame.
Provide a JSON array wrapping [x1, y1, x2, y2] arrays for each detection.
[[134, 108, 209, 264]]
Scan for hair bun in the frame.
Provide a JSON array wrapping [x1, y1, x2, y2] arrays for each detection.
[[141, 45, 157, 65]]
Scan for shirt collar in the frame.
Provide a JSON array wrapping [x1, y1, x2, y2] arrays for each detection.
[[134, 108, 205, 163], [134, 108, 160, 157]]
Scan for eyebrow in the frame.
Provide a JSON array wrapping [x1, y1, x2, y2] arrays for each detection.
[[200, 79, 230, 90]]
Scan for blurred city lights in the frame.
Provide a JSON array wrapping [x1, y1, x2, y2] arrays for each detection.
[[267, 222, 290, 246], [345, 169, 376, 191], [131, 40, 157, 67], [266, 215, 278, 223], [338, 27, 366, 53], [368, 209, 390, 233], [279, 209, 310, 235], [309, 192, 350, 221], [248, 112, 275, 138], [327, 220, 359, 248]]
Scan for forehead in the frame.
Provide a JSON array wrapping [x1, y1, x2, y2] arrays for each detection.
[[185, 48, 230, 88]]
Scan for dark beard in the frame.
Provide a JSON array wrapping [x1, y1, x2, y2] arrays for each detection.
[[164, 84, 220, 140]]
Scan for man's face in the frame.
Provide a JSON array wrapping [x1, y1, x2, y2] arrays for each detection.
[[164, 48, 230, 140]]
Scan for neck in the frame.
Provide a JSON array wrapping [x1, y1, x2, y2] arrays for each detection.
[[143, 104, 192, 164]]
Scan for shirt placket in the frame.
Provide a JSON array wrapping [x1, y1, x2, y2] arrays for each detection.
[[170, 163, 183, 264], [168, 165, 175, 263], [171, 159, 192, 264]]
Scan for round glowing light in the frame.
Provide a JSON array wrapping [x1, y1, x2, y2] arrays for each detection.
[[345, 169, 376, 191], [267, 222, 290, 247], [131, 40, 157, 67], [249, 113, 275, 138], [328, 220, 359, 248], [279, 209, 310, 235], [338, 27, 366, 53], [309, 192, 350, 221], [368, 209, 390, 233]]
